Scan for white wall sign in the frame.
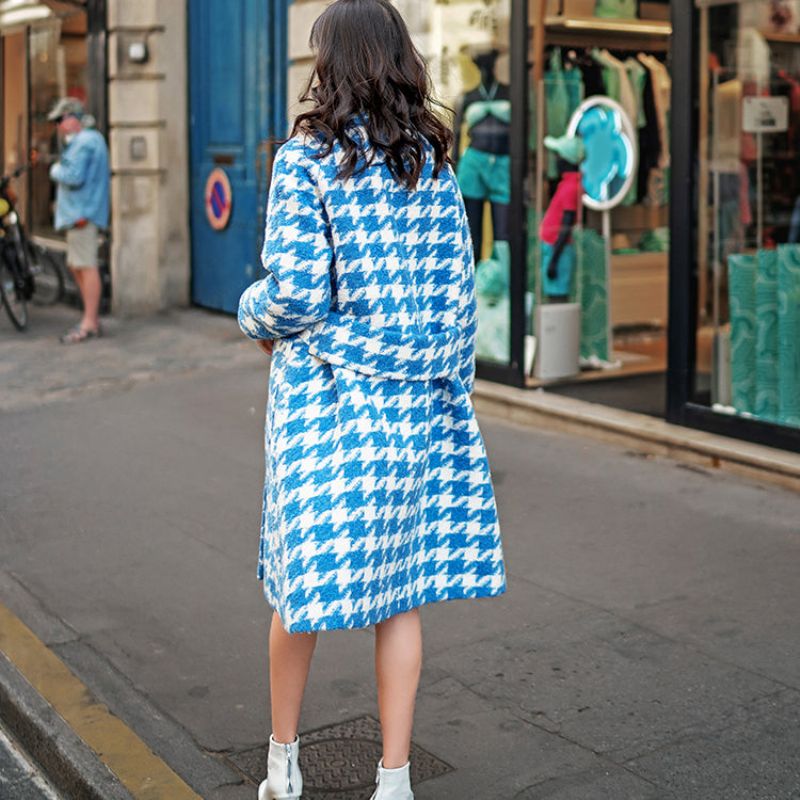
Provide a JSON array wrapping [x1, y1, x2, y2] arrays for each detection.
[[743, 96, 789, 133]]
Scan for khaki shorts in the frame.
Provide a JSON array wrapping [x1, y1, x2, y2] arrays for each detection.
[[66, 223, 99, 269]]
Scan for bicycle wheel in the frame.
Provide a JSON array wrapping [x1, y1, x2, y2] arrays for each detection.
[[28, 242, 64, 306], [0, 255, 28, 331]]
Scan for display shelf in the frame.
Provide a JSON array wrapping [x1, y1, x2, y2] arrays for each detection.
[[761, 30, 800, 44], [544, 15, 672, 36], [532, 16, 672, 50]]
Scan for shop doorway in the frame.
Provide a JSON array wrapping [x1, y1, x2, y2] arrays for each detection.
[[188, 0, 281, 313]]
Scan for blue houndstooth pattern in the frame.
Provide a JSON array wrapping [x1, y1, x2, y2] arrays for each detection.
[[238, 120, 507, 633]]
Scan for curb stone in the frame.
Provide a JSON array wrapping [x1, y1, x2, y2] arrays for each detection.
[[0, 650, 133, 800]]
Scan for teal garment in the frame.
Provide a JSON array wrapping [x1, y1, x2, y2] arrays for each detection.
[[639, 227, 670, 252], [544, 49, 584, 179], [777, 245, 800, 427], [541, 241, 577, 298], [574, 229, 610, 362], [475, 241, 511, 364], [594, 0, 637, 18], [464, 98, 511, 129], [625, 58, 648, 129], [727, 254, 757, 416], [456, 147, 510, 204], [601, 67, 621, 104], [475, 241, 511, 305], [755, 250, 779, 421]]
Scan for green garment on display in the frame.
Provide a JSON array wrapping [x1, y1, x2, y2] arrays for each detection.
[[727, 254, 757, 416], [543, 49, 585, 179], [639, 227, 670, 252], [625, 58, 648, 129], [464, 98, 511, 129], [574, 228, 610, 362], [777, 245, 800, 426], [755, 250, 779, 421], [475, 241, 511, 364], [456, 148, 511, 204], [594, 0, 637, 18]]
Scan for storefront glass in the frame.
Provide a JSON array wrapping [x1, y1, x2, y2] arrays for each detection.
[[398, 0, 513, 366], [696, 0, 800, 430], [526, 4, 672, 396], [1, 4, 89, 237]]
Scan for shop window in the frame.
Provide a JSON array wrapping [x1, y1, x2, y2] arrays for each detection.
[[527, 3, 672, 404], [696, 0, 800, 431], [398, 0, 513, 366], [29, 8, 89, 237], [1, 4, 89, 237]]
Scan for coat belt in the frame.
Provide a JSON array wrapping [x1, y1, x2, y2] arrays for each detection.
[[297, 312, 461, 381]]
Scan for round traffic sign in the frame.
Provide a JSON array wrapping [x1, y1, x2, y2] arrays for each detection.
[[205, 168, 233, 231]]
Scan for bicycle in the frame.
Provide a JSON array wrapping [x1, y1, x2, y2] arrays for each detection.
[[0, 164, 64, 331]]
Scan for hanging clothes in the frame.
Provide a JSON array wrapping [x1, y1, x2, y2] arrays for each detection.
[[592, 49, 638, 130], [592, 49, 638, 205], [544, 49, 584, 178], [638, 53, 671, 168], [637, 67, 661, 203], [639, 53, 672, 205], [624, 57, 648, 129]]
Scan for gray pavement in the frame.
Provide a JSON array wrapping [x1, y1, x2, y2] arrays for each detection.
[[0, 306, 799, 799]]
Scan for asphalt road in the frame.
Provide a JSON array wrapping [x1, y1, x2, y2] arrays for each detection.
[[0, 308, 799, 799]]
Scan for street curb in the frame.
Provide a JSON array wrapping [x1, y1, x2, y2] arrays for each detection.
[[473, 380, 800, 492], [0, 651, 133, 800]]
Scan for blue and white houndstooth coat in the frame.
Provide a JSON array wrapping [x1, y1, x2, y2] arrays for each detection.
[[238, 119, 507, 633]]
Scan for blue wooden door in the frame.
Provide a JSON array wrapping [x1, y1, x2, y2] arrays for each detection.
[[189, 0, 281, 312]]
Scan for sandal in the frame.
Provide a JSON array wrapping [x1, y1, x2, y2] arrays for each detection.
[[60, 325, 102, 344]]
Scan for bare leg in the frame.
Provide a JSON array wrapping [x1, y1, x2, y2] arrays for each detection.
[[76, 266, 101, 330], [374, 608, 422, 768], [269, 610, 318, 743]]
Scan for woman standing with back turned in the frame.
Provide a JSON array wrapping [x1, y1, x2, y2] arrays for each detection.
[[238, 1, 507, 796]]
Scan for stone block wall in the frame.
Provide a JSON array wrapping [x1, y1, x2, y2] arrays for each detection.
[[106, 0, 189, 313]]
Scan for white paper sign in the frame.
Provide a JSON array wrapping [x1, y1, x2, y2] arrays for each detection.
[[743, 96, 790, 133]]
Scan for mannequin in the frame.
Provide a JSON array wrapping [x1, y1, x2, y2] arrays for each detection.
[[539, 134, 584, 302], [453, 49, 511, 260]]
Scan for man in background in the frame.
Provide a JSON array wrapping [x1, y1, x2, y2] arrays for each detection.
[[48, 97, 109, 344]]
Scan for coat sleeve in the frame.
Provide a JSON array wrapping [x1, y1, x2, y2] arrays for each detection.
[[455, 192, 478, 394], [238, 142, 333, 340]]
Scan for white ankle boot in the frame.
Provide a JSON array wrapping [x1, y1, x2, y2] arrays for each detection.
[[369, 758, 414, 800], [257, 734, 303, 800]]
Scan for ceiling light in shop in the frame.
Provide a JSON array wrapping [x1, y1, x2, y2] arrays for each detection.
[[0, 0, 81, 30]]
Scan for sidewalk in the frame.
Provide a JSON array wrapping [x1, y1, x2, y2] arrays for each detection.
[[1, 306, 799, 799]]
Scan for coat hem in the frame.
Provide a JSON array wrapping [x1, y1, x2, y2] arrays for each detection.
[[262, 579, 508, 634]]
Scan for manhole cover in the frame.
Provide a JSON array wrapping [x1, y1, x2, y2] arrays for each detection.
[[228, 714, 452, 799]]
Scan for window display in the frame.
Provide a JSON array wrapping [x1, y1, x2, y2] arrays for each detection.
[[399, 0, 512, 365], [529, 11, 672, 388], [698, 1, 800, 430]]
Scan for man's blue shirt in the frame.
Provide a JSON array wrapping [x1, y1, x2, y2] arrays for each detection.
[[49, 128, 110, 231]]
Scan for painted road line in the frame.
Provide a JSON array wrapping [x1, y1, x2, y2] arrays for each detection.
[[0, 602, 201, 799]]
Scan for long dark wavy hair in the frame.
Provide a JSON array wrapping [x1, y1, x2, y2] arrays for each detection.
[[291, 0, 453, 190]]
